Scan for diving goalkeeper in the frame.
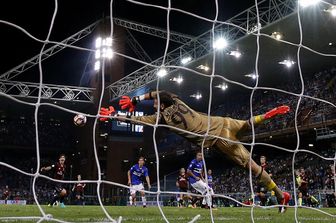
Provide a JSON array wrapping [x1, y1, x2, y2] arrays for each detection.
[[100, 91, 291, 211]]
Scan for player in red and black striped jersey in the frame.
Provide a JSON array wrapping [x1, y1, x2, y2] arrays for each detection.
[[296, 167, 319, 206], [2, 185, 10, 203], [325, 165, 336, 207], [72, 174, 86, 205], [176, 168, 191, 207], [41, 154, 67, 208], [325, 165, 335, 190]]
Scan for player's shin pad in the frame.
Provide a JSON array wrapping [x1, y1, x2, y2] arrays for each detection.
[[258, 171, 277, 191], [265, 180, 277, 191]]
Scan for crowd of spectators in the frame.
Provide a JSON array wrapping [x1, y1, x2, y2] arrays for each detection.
[[208, 148, 336, 207], [157, 67, 336, 155], [0, 115, 73, 148], [212, 149, 335, 195], [1, 68, 335, 207], [212, 67, 336, 133]]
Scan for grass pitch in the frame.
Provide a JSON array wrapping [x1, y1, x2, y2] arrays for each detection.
[[0, 205, 335, 222]]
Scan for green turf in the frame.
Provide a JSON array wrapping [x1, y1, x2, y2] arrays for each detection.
[[0, 205, 335, 222]]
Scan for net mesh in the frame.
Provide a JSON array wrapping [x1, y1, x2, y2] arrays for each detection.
[[0, 0, 335, 222]]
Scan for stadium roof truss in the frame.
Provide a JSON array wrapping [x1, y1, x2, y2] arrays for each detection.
[[0, 18, 196, 103], [0, 81, 94, 103], [0, 0, 299, 103], [107, 0, 297, 101]]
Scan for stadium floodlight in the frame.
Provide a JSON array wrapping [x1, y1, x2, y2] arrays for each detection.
[[309, 143, 314, 147], [157, 68, 167, 77], [245, 73, 259, 79], [105, 37, 112, 46], [95, 37, 102, 49], [106, 48, 113, 59], [197, 64, 210, 72], [331, 7, 336, 17], [95, 36, 113, 71], [229, 50, 242, 58], [271, 32, 283, 40], [329, 42, 333, 46], [95, 49, 101, 59], [190, 92, 202, 100], [299, 0, 321, 8], [213, 37, 228, 50], [216, 83, 228, 90], [94, 61, 100, 71], [195, 93, 202, 100], [325, 6, 336, 17], [170, 76, 183, 84], [101, 48, 114, 59], [181, 56, 192, 65], [176, 76, 183, 84], [279, 60, 296, 68]]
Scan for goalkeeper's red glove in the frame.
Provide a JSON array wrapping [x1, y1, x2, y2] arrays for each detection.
[[265, 105, 290, 119], [119, 96, 138, 112], [99, 106, 116, 121]]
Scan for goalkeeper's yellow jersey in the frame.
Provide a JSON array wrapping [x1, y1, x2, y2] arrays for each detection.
[[131, 97, 225, 148]]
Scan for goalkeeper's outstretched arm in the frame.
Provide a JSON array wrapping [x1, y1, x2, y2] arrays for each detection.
[[100, 90, 176, 124]]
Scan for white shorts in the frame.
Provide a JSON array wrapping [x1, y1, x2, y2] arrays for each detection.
[[191, 180, 214, 195], [130, 183, 144, 195]]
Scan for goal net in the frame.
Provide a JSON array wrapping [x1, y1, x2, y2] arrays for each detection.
[[0, 0, 335, 222]]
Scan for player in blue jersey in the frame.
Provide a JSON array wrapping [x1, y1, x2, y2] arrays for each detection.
[[187, 151, 214, 208], [127, 157, 151, 207], [207, 169, 213, 189]]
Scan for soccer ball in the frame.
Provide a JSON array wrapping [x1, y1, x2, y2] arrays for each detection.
[[73, 114, 87, 127]]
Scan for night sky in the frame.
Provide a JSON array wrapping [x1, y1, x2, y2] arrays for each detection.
[[0, 0, 253, 86]]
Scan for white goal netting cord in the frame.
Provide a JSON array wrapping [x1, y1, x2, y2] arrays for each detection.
[[0, 0, 335, 222]]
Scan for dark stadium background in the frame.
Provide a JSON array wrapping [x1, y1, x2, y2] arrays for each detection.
[[0, 0, 335, 207]]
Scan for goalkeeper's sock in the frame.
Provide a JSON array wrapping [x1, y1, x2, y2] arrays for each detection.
[[298, 197, 303, 206], [247, 115, 266, 128], [258, 169, 283, 202], [129, 196, 133, 205], [251, 115, 265, 125]]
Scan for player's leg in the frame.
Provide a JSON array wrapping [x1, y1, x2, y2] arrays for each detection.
[[190, 182, 206, 206], [309, 194, 319, 206], [184, 190, 193, 207], [59, 188, 67, 208], [191, 181, 212, 207], [129, 186, 136, 206], [214, 140, 290, 211], [222, 106, 290, 138], [298, 191, 303, 206], [49, 193, 58, 207], [248, 105, 290, 127], [177, 193, 183, 207], [49, 185, 61, 207], [140, 191, 147, 208], [139, 184, 147, 207]]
